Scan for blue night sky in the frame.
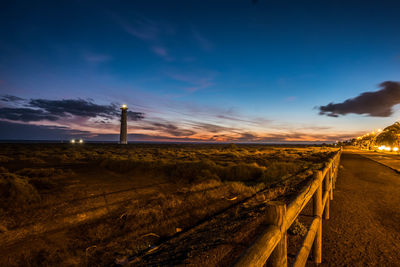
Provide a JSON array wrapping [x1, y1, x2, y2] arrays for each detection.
[[1, 0, 400, 142]]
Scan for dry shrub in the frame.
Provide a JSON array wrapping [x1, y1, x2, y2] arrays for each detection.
[[0, 173, 40, 211], [263, 161, 302, 183], [28, 178, 57, 191], [164, 161, 218, 183], [11, 248, 63, 267], [15, 168, 73, 190], [17, 155, 46, 164], [54, 154, 69, 163], [100, 158, 155, 173], [0, 155, 12, 163], [226, 181, 257, 195], [188, 179, 221, 192], [220, 163, 266, 182], [288, 218, 307, 237], [16, 168, 64, 178]]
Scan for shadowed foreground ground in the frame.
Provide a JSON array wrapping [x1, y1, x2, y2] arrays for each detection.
[[321, 151, 400, 266]]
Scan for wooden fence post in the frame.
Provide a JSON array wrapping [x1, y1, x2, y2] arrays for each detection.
[[329, 165, 333, 200], [266, 201, 287, 267], [333, 157, 338, 189], [312, 171, 322, 264], [323, 164, 330, 220]]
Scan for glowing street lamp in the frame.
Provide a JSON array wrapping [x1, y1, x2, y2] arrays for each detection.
[[79, 139, 83, 143], [70, 139, 76, 144]]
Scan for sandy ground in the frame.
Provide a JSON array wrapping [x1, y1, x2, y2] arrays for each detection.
[[321, 151, 400, 266]]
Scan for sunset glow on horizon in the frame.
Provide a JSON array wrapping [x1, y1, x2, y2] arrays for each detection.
[[1, 1, 400, 142]]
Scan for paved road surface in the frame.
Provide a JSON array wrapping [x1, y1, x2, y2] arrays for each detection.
[[321, 151, 400, 266], [355, 149, 400, 173]]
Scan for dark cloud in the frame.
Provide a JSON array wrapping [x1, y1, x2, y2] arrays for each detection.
[[143, 122, 196, 137], [0, 95, 24, 102], [236, 132, 259, 141], [0, 95, 145, 122], [29, 98, 119, 118], [190, 122, 236, 133], [0, 108, 59, 122], [216, 114, 270, 125], [152, 122, 196, 137], [127, 111, 145, 121], [0, 121, 90, 140], [319, 81, 400, 117], [89, 133, 202, 143]]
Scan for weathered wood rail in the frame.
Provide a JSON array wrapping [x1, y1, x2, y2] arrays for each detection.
[[234, 148, 342, 267]]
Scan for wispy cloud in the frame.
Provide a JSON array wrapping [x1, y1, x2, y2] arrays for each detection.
[[115, 14, 176, 61], [166, 70, 216, 92], [83, 52, 113, 63], [216, 114, 264, 125], [189, 121, 236, 133], [140, 120, 196, 137], [151, 45, 173, 61], [118, 16, 161, 41], [192, 30, 214, 51], [285, 96, 297, 102]]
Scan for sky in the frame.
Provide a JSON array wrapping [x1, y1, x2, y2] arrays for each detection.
[[1, 0, 400, 142]]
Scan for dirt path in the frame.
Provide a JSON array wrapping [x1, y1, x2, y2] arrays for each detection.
[[321, 151, 400, 266]]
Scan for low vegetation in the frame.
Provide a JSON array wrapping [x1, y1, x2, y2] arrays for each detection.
[[0, 143, 336, 266]]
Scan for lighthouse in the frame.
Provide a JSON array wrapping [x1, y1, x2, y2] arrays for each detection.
[[120, 104, 128, 144]]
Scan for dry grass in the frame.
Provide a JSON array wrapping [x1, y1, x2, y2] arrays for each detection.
[[0, 143, 336, 266]]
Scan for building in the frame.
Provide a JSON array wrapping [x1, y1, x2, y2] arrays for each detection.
[[120, 104, 128, 144]]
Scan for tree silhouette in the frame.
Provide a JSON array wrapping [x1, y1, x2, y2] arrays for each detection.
[[376, 122, 400, 147]]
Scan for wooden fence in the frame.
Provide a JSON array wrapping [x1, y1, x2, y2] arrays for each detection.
[[234, 148, 342, 267]]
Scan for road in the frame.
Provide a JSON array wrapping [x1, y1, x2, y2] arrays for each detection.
[[321, 151, 400, 266], [353, 149, 400, 173]]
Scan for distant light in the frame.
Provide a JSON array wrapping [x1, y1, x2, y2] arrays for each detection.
[[385, 147, 391, 151], [377, 129, 382, 132], [70, 139, 76, 144], [372, 131, 375, 135], [121, 104, 127, 109], [393, 147, 399, 152], [378, 146, 384, 151], [79, 139, 83, 143]]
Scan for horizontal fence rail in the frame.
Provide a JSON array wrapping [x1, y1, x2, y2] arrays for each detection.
[[234, 148, 342, 267]]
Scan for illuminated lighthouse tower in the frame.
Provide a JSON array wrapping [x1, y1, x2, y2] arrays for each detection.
[[120, 104, 128, 144]]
